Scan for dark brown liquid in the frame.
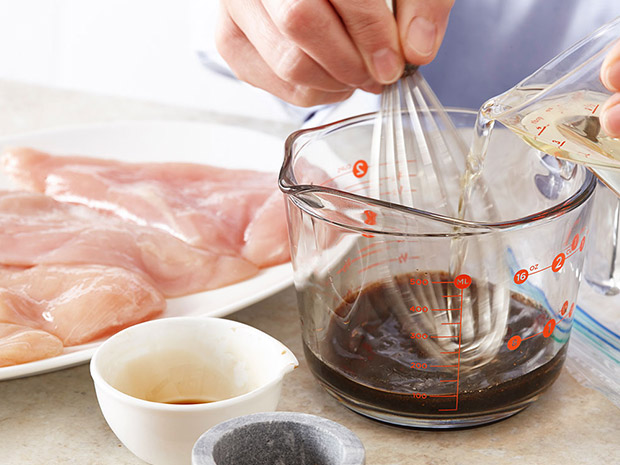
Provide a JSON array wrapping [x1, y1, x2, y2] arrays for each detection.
[[304, 272, 568, 419], [162, 399, 215, 405]]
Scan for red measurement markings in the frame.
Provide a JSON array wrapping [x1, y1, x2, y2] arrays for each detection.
[[537, 125, 548, 136], [343, 179, 371, 193], [319, 170, 353, 187], [352, 160, 368, 178], [431, 394, 457, 399], [554, 300, 571, 325], [358, 239, 408, 254], [551, 252, 566, 271], [507, 300, 574, 351], [375, 160, 418, 167], [336, 248, 388, 274], [559, 235, 582, 260], [363, 210, 377, 225], [357, 254, 420, 274], [339, 240, 420, 275], [427, 275, 470, 412], [513, 270, 527, 284], [347, 175, 391, 192], [444, 276, 466, 410], [514, 234, 584, 285], [379, 187, 417, 196], [517, 318, 559, 344], [408, 275, 471, 410], [319, 159, 370, 187]]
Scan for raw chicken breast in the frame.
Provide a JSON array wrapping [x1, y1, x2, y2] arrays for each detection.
[[0, 191, 259, 297], [242, 190, 290, 267], [2, 147, 290, 267], [0, 264, 165, 346], [0, 323, 63, 367]]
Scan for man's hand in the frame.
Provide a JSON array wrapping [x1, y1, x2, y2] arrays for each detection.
[[216, 0, 454, 107]]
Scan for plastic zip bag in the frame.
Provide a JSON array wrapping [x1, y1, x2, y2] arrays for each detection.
[[567, 284, 620, 407]]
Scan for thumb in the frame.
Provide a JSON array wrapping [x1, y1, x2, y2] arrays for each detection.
[[395, 0, 454, 65]]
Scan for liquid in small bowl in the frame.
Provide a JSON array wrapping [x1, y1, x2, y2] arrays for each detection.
[[90, 317, 298, 465]]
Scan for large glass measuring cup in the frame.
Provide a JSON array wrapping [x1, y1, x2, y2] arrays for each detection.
[[280, 109, 595, 428]]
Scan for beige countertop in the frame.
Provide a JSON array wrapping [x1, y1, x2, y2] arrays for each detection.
[[0, 80, 618, 465]]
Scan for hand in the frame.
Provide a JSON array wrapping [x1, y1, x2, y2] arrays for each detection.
[[215, 0, 454, 107], [600, 39, 620, 137]]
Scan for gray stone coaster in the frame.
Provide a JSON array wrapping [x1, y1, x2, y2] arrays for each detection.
[[192, 411, 366, 465]]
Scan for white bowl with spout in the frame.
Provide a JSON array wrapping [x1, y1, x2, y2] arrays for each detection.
[[90, 316, 298, 465]]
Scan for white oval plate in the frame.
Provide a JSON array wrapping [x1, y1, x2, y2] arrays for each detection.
[[0, 120, 293, 380]]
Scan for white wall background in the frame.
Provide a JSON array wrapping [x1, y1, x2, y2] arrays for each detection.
[[0, 0, 295, 121]]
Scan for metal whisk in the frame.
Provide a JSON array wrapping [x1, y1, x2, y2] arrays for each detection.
[[368, 61, 510, 369]]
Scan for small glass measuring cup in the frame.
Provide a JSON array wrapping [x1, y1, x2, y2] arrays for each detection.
[[480, 16, 620, 296], [481, 16, 620, 194], [279, 109, 595, 428]]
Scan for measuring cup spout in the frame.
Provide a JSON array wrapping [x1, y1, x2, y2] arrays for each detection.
[[275, 347, 298, 378]]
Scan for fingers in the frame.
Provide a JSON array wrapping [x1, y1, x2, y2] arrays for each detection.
[[600, 39, 620, 137], [601, 93, 620, 137], [215, 0, 453, 107], [395, 0, 455, 65], [262, 0, 379, 90], [215, 6, 354, 107], [225, 0, 353, 93], [330, 0, 404, 84], [601, 39, 620, 92]]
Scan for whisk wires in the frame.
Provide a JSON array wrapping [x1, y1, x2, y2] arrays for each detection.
[[367, 66, 510, 368]]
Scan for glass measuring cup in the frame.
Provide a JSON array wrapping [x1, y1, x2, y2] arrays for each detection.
[[481, 17, 620, 296], [481, 16, 620, 195], [279, 109, 595, 428]]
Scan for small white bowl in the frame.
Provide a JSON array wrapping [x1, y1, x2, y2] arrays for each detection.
[[90, 317, 298, 465]]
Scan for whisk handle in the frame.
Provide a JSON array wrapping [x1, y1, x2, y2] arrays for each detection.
[[386, 1, 419, 77], [404, 64, 419, 76]]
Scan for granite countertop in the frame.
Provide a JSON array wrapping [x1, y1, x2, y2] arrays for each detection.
[[0, 80, 618, 465]]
